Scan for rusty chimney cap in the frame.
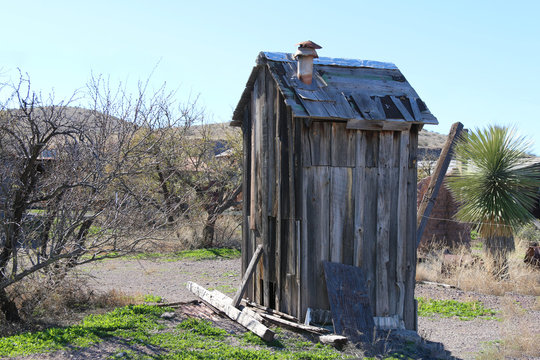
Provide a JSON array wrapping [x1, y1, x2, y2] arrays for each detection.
[[296, 40, 322, 49], [293, 40, 321, 59]]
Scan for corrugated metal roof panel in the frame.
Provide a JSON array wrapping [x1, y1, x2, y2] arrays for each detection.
[[232, 51, 437, 126], [263, 52, 397, 70]]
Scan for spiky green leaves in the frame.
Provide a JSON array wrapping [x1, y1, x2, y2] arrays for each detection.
[[447, 125, 540, 238]]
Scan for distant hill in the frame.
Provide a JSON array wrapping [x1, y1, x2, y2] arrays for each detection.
[[2, 106, 447, 153], [205, 122, 448, 149], [418, 129, 447, 149]]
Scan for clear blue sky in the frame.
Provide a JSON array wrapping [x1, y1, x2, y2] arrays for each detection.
[[2, 0, 539, 154]]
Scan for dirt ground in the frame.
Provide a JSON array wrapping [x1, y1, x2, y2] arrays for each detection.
[[69, 257, 540, 360]]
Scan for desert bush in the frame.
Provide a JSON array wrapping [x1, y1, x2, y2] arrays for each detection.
[[516, 222, 540, 245]]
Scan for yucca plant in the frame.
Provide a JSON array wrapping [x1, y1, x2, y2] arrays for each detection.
[[447, 125, 540, 279]]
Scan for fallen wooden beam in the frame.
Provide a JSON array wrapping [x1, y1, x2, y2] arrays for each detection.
[[318, 334, 348, 347], [186, 281, 275, 342], [242, 299, 300, 323], [232, 244, 263, 307], [210, 290, 265, 323], [258, 312, 330, 335]]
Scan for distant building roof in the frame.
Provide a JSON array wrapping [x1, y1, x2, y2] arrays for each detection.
[[232, 52, 438, 126]]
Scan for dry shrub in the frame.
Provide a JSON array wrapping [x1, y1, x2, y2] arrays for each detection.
[[213, 214, 241, 248], [477, 296, 540, 359], [416, 244, 540, 295], [1, 273, 142, 333]]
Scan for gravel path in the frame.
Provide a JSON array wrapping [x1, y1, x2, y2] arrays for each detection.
[[78, 258, 540, 359], [416, 283, 540, 360], [79, 257, 242, 302]]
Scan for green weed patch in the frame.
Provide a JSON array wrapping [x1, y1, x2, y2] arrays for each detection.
[[0, 305, 169, 357], [0, 306, 353, 359], [126, 247, 241, 261], [417, 297, 498, 320], [143, 294, 163, 303]]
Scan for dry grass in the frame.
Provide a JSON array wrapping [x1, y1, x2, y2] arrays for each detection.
[[476, 296, 540, 359], [417, 240, 540, 296], [140, 214, 241, 252]]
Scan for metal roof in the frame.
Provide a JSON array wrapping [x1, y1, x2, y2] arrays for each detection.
[[232, 52, 438, 127]]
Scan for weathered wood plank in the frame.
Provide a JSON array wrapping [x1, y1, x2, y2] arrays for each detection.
[[363, 132, 379, 309], [243, 299, 299, 322], [302, 166, 330, 313], [275, 129, 282, 310], [242, 105, 252, 282], [350, 93, 384, 120], [330, 167, 353, 264], [267, 70, 277, 218], [286, 108, 297, 317], [396, 131, 409, 320], [387, 132, 400, 316], [346, 119, 411, 131], [390, 96, 415, 123], [375, 131, 393, 317], [261, 69, 271, 308], [404, 125, 419, 330], [323, 261, 375, 342], [249, 83, 258, 231], [417, 122, 464, 246], [186, 282, 275, 342], [233, 244, 264, 307], [353, 131, 368, 267], [319, 334, 348, 347], [210, 290, 265, 323], [258, 313, 330, 335], [303, 121, 330, 166], [331, 123, 355, 167], [409, 97, 423, 121], [374, 315, 405, 330], [293, 118, 303, 319]]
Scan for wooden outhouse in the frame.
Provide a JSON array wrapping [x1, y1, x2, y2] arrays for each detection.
[[231, 48, 437, 330]]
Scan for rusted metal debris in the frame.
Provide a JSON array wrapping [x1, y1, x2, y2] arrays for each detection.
[[524, 243, 540, 268], [296, 40, 322, 49]]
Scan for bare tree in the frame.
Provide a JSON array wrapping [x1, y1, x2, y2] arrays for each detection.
[[0, 73, 194, 321], [182, 124, 242, 248]]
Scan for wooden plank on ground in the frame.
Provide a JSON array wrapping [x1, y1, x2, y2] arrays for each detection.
[[258, 313, 330, 335], [186, 281, 275, 342], [322, 261, 375, 342], [243, 299, 299, 322], [416, 122, 464, 246], [232, 244, 264, 307]]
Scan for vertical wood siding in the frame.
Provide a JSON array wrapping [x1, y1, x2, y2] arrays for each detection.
[[241, 73, 418, 328]]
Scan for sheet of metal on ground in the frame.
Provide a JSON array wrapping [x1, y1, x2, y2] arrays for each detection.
[[323, 261, 375, 342]]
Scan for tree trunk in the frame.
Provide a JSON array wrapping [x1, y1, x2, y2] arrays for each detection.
[[485, 235, 514, 280], [66, 219, 94, 269], [201, 215, 217, 248], [0, 288, 20, 322]]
